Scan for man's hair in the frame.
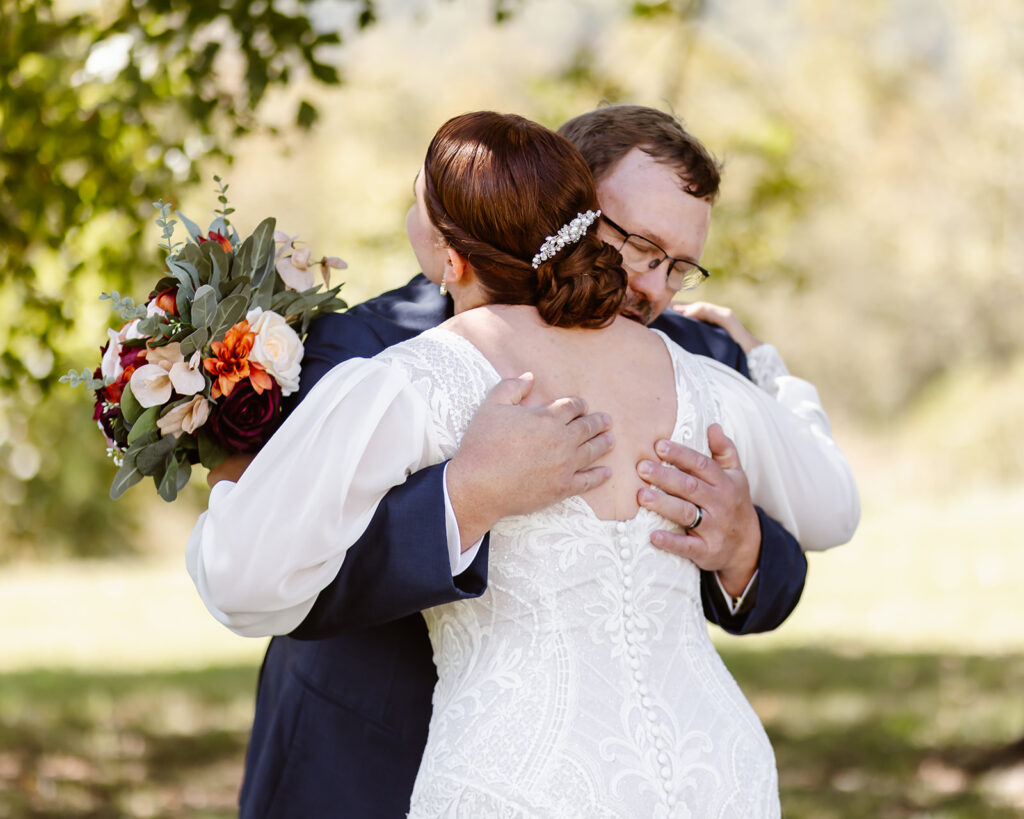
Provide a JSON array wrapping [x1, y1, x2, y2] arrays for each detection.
[[558, 104, 722, 202]]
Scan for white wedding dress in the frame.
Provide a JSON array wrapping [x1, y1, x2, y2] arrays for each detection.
[[189, 325, 860, 818]]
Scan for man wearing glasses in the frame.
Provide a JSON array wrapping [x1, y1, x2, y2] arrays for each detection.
[[560, 104, 808, 625], [218, 105, 836, 817]]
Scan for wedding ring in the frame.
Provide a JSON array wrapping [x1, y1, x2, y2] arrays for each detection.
[[688, 505, 704, 531]]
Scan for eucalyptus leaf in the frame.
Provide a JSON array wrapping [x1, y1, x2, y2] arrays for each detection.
[[197, 427, 231, 469], [178, 243, 202, 266], [220, 275, 251, 300], [168, 258, 201, 291], [194, 252, 213, 287], [234, 234, 253, 280], [120, 381, 144, 425], [109, 452, 144, 500], [127, 405, 160, 445], [176, 210, 203, 242], [192, 284, 219, 330], [211, 293, 248, 340], [179, 326, 210, 358], [157, 456, 187, 502], [207, 242, 229, 291], [175, 286, 193, 324], [136, 435, 177, 476], [248, 217, 277, 286]]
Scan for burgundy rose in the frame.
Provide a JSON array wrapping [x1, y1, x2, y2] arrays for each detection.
[[207, 379, 283, 453]]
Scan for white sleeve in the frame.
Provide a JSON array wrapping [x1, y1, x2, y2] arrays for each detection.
[[746, 343, 833, 437], [442, 462, 486, 576], [186, 358, 441, 637], [702, 357, 860, 552]]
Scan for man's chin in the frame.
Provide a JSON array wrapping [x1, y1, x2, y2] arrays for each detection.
[[620, 304, 655, 326]]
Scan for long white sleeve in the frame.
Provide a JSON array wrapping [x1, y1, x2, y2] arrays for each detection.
[[702, 357, 860, 551], [186, 358, 440, 637]]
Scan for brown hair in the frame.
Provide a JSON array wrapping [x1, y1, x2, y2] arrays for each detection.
[[423, 111, 626, 329], [558, 104, 722, 202]]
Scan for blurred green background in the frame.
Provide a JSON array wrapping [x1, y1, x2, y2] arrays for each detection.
[[2, 0, 1023, 816]]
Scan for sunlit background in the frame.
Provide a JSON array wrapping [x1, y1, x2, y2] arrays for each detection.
[[2, 0, 1023, 815]]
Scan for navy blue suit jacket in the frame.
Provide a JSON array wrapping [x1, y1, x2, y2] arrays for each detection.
[[239, 275, 807, 818]]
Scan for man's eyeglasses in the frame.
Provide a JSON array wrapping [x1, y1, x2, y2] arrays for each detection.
[[601, 215, 710, 292]]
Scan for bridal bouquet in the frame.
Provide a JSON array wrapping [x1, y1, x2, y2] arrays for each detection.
[[62, 179, 347, 501]]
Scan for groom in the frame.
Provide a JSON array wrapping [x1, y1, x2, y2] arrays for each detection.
[[224, 106, 812, 817]]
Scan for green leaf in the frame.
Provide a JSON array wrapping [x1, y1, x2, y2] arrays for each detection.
[[110, 452, 144, 500], [179, 326, 210, 358], [175, 287, 193, 325], [157, 455, 191, 502], [211, 293, 248, 340], [191, 284, 219, 330], [120, 381, 144, 425], [248, 217, 277, 287], [176, 211, 203, 242], [197, 427, 230, 469], [136, 435, 177, 477], [207, 242, 229, 291], [297, 100, 319, 129], [127, 405, 160, 444]]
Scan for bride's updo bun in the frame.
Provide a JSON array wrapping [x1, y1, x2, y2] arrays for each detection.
[[423, 112, 627, 329]]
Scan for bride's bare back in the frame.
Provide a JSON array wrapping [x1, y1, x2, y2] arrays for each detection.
[[442, 304, 677, 521]]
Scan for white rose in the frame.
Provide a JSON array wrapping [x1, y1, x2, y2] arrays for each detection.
[[246, 308, 303, 396]]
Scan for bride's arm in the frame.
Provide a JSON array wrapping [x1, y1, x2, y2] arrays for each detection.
[[186, 359, 440, 637], [703, 358, 860, 551]]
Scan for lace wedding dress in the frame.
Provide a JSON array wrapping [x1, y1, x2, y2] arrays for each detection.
[[190, 323, 858, 816], [377, 329, 781, 818]]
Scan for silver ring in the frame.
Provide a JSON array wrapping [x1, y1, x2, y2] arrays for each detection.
[[688, 505, 703, 531]]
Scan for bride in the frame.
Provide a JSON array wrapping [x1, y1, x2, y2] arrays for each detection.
[[188, 111, 857, 817]]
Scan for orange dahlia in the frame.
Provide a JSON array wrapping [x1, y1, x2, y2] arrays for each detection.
[[203, 320, 273, 399]]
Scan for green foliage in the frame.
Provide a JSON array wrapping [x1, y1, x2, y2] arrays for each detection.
[[0, 0, 372, 558]]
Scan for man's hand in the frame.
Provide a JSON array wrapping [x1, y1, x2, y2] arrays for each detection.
[[636, 424, 760, 598], [207, 453, 256, 488], [446, 373, 613, 550], [673, 301, 762, 354]]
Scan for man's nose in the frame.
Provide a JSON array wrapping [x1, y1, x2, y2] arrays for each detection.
[[627, 262, 668, 302]]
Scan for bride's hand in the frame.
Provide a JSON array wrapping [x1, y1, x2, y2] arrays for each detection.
[[207, 453, 256, 488], [446, 373, 614, 550]]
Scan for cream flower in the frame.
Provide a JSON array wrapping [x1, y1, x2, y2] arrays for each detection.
[[276, 245, 316, 291], [275, 238, 347, 291], [100, 319, 145, 381], [246, 308, 303, 396], [157, 395, 211, 438], [130, 343, 206, 407], [101, 328, 125, 381]]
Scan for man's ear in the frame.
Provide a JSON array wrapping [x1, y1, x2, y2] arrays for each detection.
[[443, 247, 472, 285]]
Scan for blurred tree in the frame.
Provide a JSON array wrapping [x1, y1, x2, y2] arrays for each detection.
[[0, 0, 540, 559], [0, 0, 370, 558]]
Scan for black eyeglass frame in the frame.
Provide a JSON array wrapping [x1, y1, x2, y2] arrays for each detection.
[[601, 214, 710, 291]]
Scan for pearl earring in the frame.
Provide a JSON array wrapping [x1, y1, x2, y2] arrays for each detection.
[[439, 279, 448, 296]]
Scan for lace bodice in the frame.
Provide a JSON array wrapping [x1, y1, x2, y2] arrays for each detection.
[[380, 328, 780, 818]]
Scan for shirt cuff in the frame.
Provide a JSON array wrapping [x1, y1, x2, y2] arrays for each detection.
[[442, 462, 485, 577], [715, 569, 759, 616]]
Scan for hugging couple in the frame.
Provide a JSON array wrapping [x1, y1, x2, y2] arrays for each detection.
[[188, 104, 859, 817]]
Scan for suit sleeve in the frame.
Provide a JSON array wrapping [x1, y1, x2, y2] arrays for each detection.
[[699, 509, 807, 634], [290, 314, 486, 639]]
